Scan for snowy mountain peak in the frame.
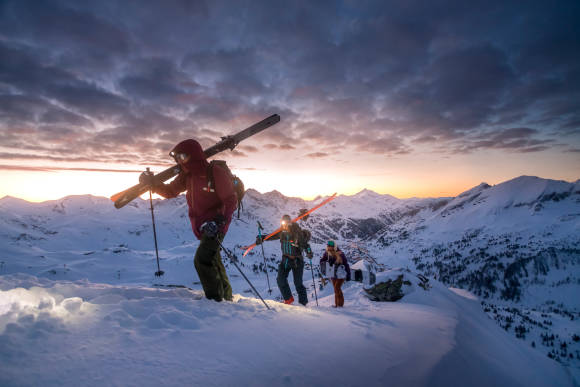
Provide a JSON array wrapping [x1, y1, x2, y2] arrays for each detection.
[[417, 175, 580, 237], [244, 188, 261, 196], [347, 188, 398, 201], [490, 175, 576, 206], [0, 195, 32, 209], [353, 188, 380, 197], [47, 195, 112, 215], [457, 182, 491, 198], [264, 189, 288, 198], [445, 176, 577, 214]]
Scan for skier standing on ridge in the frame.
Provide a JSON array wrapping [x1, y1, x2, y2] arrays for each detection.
[[140, 139, 237, 302], [256, 214, 313, 305], [320, 240, 351, 307]]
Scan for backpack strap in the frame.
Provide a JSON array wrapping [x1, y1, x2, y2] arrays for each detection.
[[206, 160, 245, 219], [204, 162, 213, 192], [205, 160, 227, 193], [237, 199, 243, 218]]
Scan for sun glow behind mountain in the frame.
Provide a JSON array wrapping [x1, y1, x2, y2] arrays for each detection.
[[0, 167, 481, 203], [0, 169, 137, 202], [1, 156, 578, 203]]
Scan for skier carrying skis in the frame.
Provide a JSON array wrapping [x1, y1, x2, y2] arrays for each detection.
[[320, 241, 350, 307], [140, 139, 237, 302], [256, 215, 313, 305]]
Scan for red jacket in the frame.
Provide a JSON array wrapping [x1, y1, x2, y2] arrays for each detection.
[[154, 139, 237, 240]]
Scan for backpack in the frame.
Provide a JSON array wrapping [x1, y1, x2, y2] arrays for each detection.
[[205, 160, 245, 218]]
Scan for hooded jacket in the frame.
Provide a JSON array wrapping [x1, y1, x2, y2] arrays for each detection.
[[153, 139, 237, 240]]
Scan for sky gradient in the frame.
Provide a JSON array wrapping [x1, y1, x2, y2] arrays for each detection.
[[1, 0, 579, 201]]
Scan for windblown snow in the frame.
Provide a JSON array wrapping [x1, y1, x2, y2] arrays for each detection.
[[0, 175, 578, 386]]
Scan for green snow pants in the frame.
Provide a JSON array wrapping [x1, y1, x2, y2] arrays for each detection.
[[194, 234, 233, 302], [277, 255, 308, 305]]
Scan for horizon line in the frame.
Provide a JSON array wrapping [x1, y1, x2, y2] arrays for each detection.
[[1, 174, 578, 204]]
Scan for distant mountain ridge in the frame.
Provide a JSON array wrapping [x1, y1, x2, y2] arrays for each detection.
[[1, 175, 578, 247]]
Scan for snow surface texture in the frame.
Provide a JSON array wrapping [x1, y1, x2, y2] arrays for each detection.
[[0, 175, 578, 386], [0, 273, 573, 387]]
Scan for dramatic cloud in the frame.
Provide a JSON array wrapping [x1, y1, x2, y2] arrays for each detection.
[[230, 150, 248, 158], [238, 145, 259, 153], [450, 127, 555, 154], [0, 0, 578, 168], [305, 152, 329, 159]]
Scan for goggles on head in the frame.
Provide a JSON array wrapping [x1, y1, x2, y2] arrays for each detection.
[[169, 151, 189, 162]]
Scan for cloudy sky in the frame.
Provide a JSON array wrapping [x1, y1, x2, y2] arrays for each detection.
[[0, 0, 579, 201]]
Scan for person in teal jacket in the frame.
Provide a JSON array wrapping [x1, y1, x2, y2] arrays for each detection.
[[256, 215, 313, 305]]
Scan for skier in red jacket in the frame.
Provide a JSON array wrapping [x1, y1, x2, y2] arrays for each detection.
[[142, 139, 237, 302]]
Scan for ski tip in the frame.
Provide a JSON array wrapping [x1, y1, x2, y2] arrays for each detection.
[[242, 246, 255, 257], [110, 192, 123, 202], [111, 193, 131, 209]]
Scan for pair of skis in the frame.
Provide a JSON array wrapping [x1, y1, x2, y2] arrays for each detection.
[[110, 114, 281, 209]]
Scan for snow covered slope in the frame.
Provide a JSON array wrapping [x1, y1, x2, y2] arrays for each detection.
[[0, 272, 574, 387], [0, 175, 578, 385]]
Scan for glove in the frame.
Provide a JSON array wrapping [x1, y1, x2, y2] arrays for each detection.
[[255, 235, 263, 245], [200, 221, 219, 238], [305, 246, 313, 259], [214, 214, 226, 227], [139, 171, 156, 187]]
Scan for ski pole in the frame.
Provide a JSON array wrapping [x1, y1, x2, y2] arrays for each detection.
[[317, 267, 327, 289], [257, 221, 272, 294], [217, 239, 270, 310], [309, 258, 319, 306], [147, 177, 164, 277]]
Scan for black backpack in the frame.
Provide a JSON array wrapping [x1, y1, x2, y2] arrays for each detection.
[[205, 160, 245, 218]]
